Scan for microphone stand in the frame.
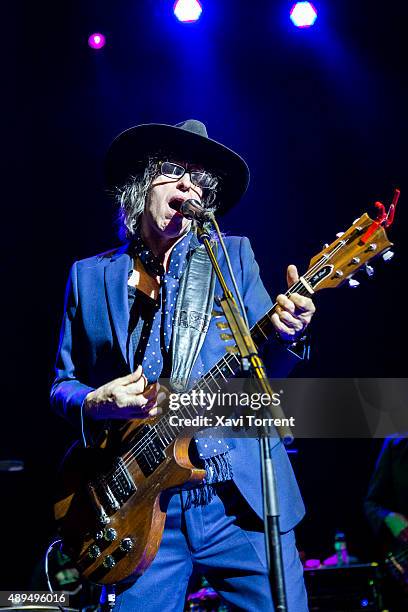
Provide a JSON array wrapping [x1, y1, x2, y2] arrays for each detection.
[[196, 221, 292, 611]]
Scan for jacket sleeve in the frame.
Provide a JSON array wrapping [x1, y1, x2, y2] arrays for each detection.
[[50, 262, 95, 431], [238, 236, 307, 377], [364, 438, 393, 535]]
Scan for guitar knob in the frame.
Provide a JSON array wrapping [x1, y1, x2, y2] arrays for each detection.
[[104, 528, 117, 542], [323, 243, 329, 249], [367, 243, 377, 251], [365, 264, 375, 277], [382, 250, 394, 262], [336, 232, 345, 238], [334, 270, 344, 278], [103, 555, 116, 569], [348, 278, 360, 288], [120, 538, 134, 552], [351, 257, 360, 264], [88, 544, 101, 560]]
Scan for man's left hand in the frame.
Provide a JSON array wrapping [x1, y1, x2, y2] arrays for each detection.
[[271, 264, 316, 342]]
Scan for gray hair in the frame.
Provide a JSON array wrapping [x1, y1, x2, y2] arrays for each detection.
[[115, 157, 220, 240]]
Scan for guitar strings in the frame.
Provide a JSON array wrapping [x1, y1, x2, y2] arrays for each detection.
[[388, 548, 408, 563], [102, 234, 356, 488], [105, 238, 350, 491], [108, 280, 308, 477], [115, 238, 348, 464], [103, 238, 351, 490]]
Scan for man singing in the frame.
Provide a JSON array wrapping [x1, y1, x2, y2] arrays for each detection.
[[51, 119, 315, 611]]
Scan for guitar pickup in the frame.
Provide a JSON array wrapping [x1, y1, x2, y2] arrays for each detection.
[[135, 425, 166, 477], [111, 458, 137, 504]]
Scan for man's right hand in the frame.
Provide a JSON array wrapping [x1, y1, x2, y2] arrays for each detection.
[[83, 365, 165, 420]]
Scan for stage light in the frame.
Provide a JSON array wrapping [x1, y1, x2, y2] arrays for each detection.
[[290, 2, 318, 28], [88, 33, 106, 49], [174, 0, 202, 23]]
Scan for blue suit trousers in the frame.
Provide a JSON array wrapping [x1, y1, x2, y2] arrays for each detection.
[[109, 482, 308, 612]]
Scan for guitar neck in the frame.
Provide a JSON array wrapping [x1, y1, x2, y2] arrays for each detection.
[[251, 280, 312, 346]]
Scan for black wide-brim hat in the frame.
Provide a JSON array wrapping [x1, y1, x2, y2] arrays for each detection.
[[105, 119, 250, 215]]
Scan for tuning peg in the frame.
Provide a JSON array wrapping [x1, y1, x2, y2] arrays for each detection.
[[216, 322, 229, 329], [365, 264, 375, 277], [220, 333, 234, 341], [382, 250, 394, 262], [348, 278, 360, 288], [212, 309, 223, 318], [226, 345, 239, 354], [336, 232, 345, 238]]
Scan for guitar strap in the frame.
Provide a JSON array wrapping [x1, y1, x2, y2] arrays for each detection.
[[169, 234, 217, 392]]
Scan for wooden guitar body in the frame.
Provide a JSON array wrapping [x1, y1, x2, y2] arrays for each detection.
[[54, 419, 205, 585]]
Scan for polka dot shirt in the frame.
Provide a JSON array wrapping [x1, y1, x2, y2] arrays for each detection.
[[127, 231, 193, 384]]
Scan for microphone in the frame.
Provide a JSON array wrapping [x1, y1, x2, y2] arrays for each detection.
[[180, 199, 213, 222]]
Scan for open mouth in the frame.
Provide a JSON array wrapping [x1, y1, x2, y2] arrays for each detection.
[[168, 197, 186, 212]]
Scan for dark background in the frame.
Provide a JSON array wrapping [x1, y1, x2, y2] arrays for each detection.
[[1, 0, 407, 590]]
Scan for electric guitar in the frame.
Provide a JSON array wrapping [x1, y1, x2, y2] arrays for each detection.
[[54, 196, 398, 585]]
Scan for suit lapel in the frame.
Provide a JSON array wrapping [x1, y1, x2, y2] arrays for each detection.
[[104, 250, 131, 368]]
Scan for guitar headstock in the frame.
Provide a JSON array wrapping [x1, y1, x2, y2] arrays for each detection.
[[305, 212, 394, 292]]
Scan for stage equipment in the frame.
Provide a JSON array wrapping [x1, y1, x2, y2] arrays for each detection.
[[290, 2, 318, 28], [304, 563, 383, 611], [174, 0, 203, 23], [88, 33, 106, 49], [186, 576, 229, 611], [0, 459, 24, 472]]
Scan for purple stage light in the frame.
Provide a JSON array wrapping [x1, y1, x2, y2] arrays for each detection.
[[290, 2, 318, 28], [88, 33, 106, 49], [174, 0, 203, 23]]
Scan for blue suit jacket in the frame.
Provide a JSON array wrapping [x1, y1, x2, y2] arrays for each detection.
[[51, 235, 305, 532]]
